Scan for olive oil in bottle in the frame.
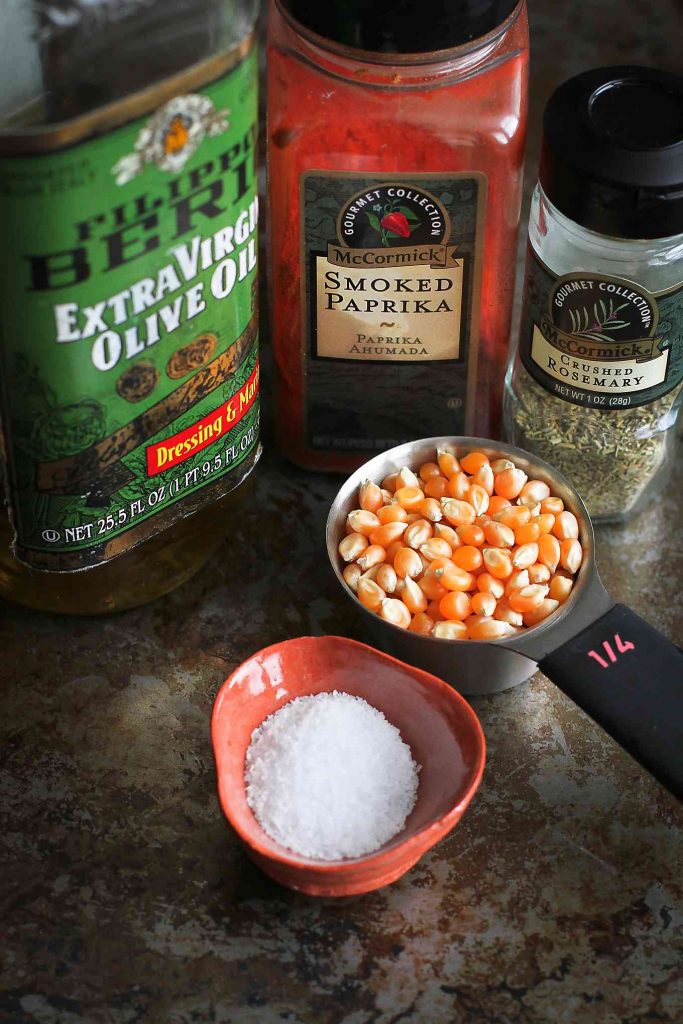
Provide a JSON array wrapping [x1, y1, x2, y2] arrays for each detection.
[[0, 0, 261, 613]]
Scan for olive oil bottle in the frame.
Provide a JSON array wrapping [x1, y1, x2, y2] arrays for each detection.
[[0, 0, 261, 614]]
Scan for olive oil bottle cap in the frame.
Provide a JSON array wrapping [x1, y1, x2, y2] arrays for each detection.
[[540, 66, 683, 240], [276, 0, 520, 56]]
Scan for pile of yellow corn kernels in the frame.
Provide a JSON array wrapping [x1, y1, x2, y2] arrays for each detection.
[[338, 448, 582, 639]]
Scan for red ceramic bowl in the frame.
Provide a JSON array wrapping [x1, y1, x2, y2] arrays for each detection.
[[211, 635, 485, 896]]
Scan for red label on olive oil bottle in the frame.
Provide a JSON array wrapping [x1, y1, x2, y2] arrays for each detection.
[[0, 45, 260, 571], [301, 171, 486, 454]]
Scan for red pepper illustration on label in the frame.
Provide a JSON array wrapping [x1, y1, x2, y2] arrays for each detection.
[[364, 195, 422, 246], [380, 211, 411, 238]]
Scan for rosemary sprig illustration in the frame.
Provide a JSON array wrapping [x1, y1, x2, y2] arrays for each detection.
[[569, 299, 630, 342]]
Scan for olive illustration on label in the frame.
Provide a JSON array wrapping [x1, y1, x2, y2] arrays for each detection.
[[112, 94, 230, 185], [32, 400, 105, 459], [166, 333, 217, 379], [116, 361, 160, 403]]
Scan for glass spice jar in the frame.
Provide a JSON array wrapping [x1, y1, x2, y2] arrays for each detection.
[[268, 0, 529, 472], [505, 67, 683, 523]]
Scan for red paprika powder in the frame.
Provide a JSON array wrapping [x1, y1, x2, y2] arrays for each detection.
[[268, 0, 529, 472]]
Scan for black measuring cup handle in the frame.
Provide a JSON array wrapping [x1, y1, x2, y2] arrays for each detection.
[[540, 604, 683, 801]]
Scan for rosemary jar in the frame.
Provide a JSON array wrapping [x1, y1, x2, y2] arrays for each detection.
[[505, 67, 683, 522]]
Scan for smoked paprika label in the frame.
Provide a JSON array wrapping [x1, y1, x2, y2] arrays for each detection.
[[520, 248, 683, 410], [301, 172, 486, 453], [0, 45, 260, 570]]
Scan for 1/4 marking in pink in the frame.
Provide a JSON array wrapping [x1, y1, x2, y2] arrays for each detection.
[[588, 634, 635, 669]]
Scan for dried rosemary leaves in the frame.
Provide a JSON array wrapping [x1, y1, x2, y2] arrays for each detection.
[[508, 369, 682, 520]]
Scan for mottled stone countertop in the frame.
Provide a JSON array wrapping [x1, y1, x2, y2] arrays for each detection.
[[2, 3, 683, 1023]]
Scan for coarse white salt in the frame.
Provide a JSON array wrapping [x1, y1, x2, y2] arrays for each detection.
[[244, 691, 420, 861]]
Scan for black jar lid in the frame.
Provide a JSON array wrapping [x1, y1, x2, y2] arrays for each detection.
[[540, 66, 683, 240], [277, 0, 520, 56]]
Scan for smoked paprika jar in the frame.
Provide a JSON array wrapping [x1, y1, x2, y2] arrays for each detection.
[[268, 0, 529, 472]]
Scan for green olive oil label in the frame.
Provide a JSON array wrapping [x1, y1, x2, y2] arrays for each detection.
[[0, 47, 259, 571], [301, 172, 486, 453], [520, 249, 683, 410]]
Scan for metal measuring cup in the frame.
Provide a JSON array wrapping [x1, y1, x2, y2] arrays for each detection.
[[326, 436, 683, 800]]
